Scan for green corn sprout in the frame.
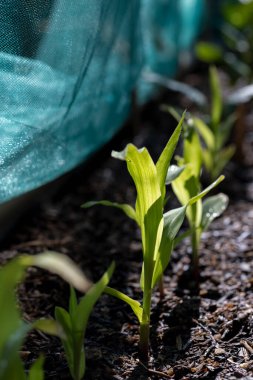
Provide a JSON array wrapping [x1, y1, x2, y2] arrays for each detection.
[[192, 66, 235, 181], [171, 122, 229, 279], [152, 66, 236, 180], [83, 113, 225, 360], [54, 262, 115, 380], [0, 251, 98, 379]]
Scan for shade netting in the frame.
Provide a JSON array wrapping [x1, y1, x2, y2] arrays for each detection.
[[0, 0, 204, 204]]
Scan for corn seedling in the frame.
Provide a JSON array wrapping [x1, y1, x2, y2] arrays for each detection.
[[171, 122, 229, 279], [0, 251, 96, 379], [145, 67, 236, 180], [54, 262, 115, 380], [83, 113, 225, 360], [192, 66, 235, 181], [196, 1, 253, 82]]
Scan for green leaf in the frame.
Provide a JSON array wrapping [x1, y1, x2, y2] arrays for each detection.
[[163, 206, 188, 241], [54, 307, 74, 378], [188, 175, 225, 206], [165, 165, 185, 185], [71, 262, 115, 380], [69, 286, 78, 318], [171, 165, 200, 207], [142, 198, 164, 287], [21, 252, 92, 293], [202, 149, 213, 173], [213, 145, 235, 179], [74, 260, 115, 333], [217, 113, 236, 149], [223, 1, 253, 28], [122, 144, 163, 291], [195, 41, 223, 63], [33, 319, 65, 339], [209, 66, 222, 132], [0, 259, 26, 353], [183, 125, 202, 178], [28, 356, 45, 380], [156, 112, 185, 199], [104, 287, 143, 322], [192, 117, 215, 150], [82, 200, 137, 223], [201, 193, 229, 231], [111, 147, 128, 161], [0, 258, 30, 380], [0, 322, 31, 380], [126, 144, 162, 225], [152, 206, 187, 287]]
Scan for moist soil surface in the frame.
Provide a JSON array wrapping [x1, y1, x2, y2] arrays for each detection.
[[1, 77, 253, 380]]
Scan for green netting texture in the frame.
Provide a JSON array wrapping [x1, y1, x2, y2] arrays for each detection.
[[0, 0, 204, 204]]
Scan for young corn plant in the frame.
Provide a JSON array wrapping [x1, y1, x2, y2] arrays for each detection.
[[153, 66, 236, 180], [171, 122, 229, 280], [83, 114, 225, 360], [0, 251, 92, 380], [54, 262, 115, 380], [192, 66, 235, 181]]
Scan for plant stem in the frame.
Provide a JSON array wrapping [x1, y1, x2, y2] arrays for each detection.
[[158, 276, 164, 300], [139, 288, 152, 361], [191, 228, 200, 282], [139, 322, 150, 362]]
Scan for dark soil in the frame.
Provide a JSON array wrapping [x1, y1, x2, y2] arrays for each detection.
[[0, 76, 253, 380]]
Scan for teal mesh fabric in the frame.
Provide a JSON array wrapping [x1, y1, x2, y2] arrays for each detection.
[[0, 0, 204, 204]]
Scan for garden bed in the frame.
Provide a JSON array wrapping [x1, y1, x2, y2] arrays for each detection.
[[1, 81, 253, 379]]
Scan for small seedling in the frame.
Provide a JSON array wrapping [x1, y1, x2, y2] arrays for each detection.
[[83, 114, 225, 360], [196, 1, 253, 82], [0, 251, 96, 379], [192, 66, 235, 181], [171, 122, 229, 279], [54, 262, 115, 380], [150, 66, 239, 179]]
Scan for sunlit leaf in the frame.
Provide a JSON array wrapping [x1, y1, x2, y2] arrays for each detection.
[[122, 145, 163, 291], [192, 117, 215, 150], [156, 112, 185, 199], [201, 193, 229, 231], [165, 165, 185, 185], [82, 200, 137, 223], [183, 125, 202, 178], [21, 252, 92, 293], [152, 206, 187, 287], [188, 175, 225, 206], [104, 286, 143, 322]]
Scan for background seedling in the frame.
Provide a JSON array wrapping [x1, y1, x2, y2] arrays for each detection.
[[0, 251, 95, 379], [171, 121, 229, 279], [196, 0, 253, 82], [159, 67, 236, 181], [54, 262, 115, 380], [83, 114, 225, 360], [192, 66, 235, 181]]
